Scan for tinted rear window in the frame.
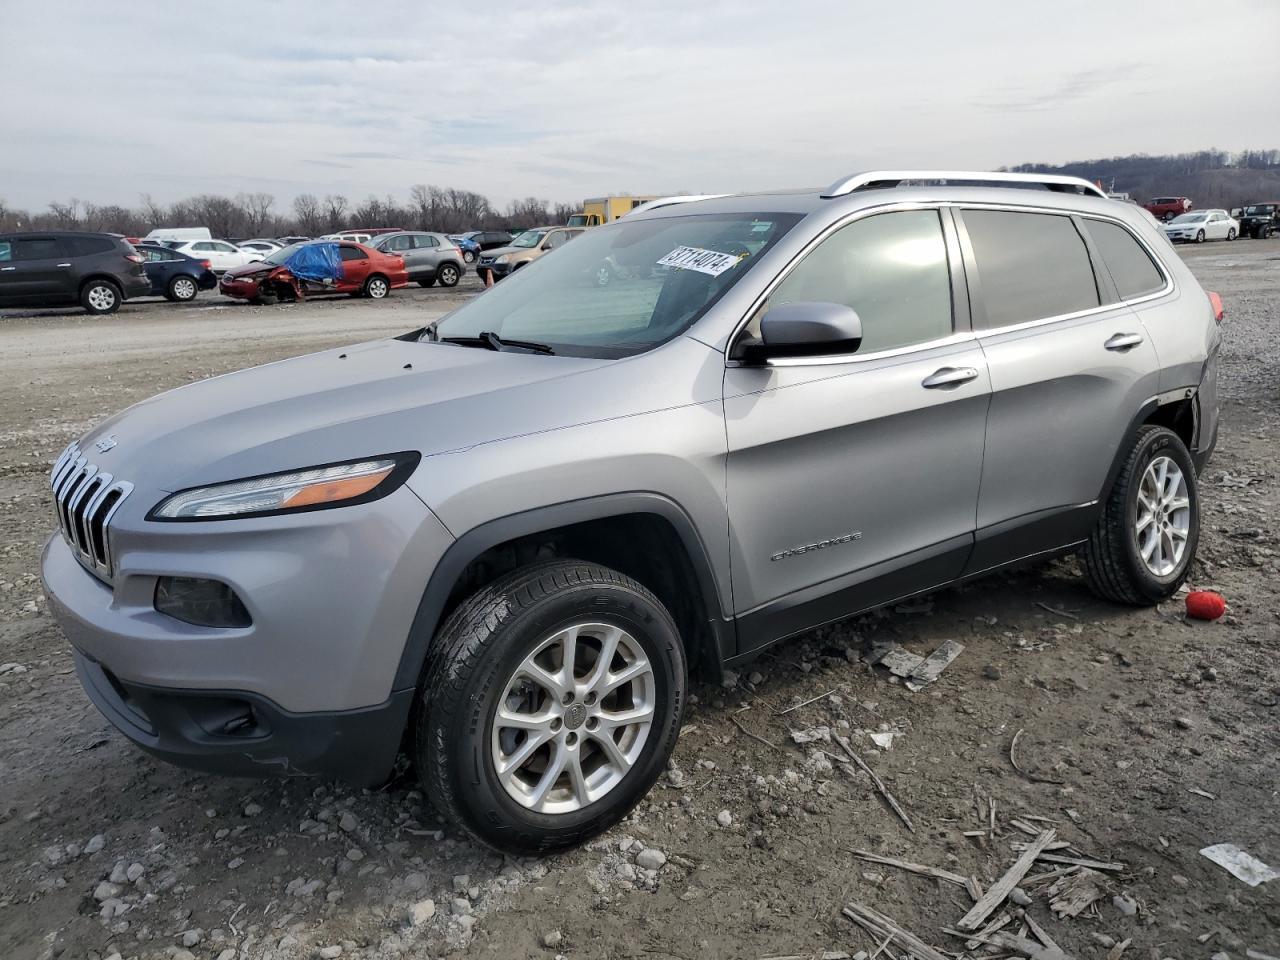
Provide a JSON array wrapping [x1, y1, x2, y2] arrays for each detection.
[[963, 210, 1099, 328], [1084, 220, 1165, 300], [65, 236, 117, 256]]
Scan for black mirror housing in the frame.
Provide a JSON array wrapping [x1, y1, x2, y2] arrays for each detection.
[[736, 301, 863, 363]]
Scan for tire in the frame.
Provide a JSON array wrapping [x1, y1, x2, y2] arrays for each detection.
[[1195, 230, 1205, 243], [437, 263, 460, 287], [81, 279, 121, 315], [167, 275, 199, 302], [418, 278, 436, 288], [1227, 228, 1236, 241], [414, 559, 686, 855], [463, 250, 477, 264], [1163, 211, 1176, 222], [1082, 425, 1200, 605], [364, 274, 390, 299]]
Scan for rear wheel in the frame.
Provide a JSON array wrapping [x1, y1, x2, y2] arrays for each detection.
[[1227, 228, 1237, 241], [364, 274, 390, 299], [463, 250, 477, 264], [414, 560, 685, 854], [167, 275, 198, 302], [437, 263, 460, 287], [1163, 211, 1176, 222], [81, 280, 121, 315], [1083, 425, 1199, 605]]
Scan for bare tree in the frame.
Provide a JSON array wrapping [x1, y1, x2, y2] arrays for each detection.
[[292, 193, 323, 236], [237, 192, 275, 236], [323, 195, 349, 231]]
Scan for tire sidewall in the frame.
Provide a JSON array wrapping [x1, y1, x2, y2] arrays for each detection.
[[439, 264, 459, 286], [82, 281, 120, 315], [366, 276, 389, 298], [435, 581, 685, 852], [1120, 429, 1200, 598], [169, 276, 197, 301]]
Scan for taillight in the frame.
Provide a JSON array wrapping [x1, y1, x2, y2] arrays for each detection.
[[200, 260, 212, 270], [125, 253, 143, 263], [1208, 291, 1225, 323]]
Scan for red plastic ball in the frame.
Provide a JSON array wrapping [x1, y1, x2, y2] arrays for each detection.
[[1185, 591, 1226, 620]]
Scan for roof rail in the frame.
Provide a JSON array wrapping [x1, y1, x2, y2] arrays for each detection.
[[821, 170, 1107, 200], [624, 194, 730, 217]]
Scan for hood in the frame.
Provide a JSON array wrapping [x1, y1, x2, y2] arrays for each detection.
[[224, 260, 276, 279], [482, 244, 537, 259], [80, 338, 613, 499]]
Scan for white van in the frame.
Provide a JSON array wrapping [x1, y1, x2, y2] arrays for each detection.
[[145, 227, 212, 245]]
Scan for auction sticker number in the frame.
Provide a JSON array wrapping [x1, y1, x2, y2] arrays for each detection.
[[657, 245, 743, 277]]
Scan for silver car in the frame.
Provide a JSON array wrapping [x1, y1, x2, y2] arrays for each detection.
[[368, 231, 466, 287], [41, 170, 1221, 854]]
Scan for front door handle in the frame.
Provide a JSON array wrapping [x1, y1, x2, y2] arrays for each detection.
[[0, 266, 15, 272], [1104, 332, 1144, 351], [56, 262, 72, 268], [922, 366, 980, 389]]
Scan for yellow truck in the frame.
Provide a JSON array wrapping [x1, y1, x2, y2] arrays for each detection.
[[566, 196, 662, 227]]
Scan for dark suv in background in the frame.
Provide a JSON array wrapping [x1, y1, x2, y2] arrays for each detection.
[[0, 232, 150, 314], [1236, 202, 1279, 239]]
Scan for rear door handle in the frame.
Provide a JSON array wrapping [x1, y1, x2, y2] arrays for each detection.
[[922, 366, 980, 389], [56, 262, 72, 267], [1104, 332, 1144, 351]]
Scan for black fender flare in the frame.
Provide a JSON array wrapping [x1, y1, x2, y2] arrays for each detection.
[[391, 492, 733, 693]]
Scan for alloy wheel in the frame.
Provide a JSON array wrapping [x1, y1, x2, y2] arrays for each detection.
[[1135, 455, 1191, 577], [368, 278, 388, 298], [440, 266, 458, 285], [490, 622, 655, 814], [173, 278, 196, 300], [87, 285, 116, 311]]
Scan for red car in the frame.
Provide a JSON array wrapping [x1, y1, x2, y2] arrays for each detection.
[[219, 240, 409, 303], [1143, 196, 1193, 222]]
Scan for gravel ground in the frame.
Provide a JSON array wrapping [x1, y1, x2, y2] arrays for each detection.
[[0, 243, 1276, 960]]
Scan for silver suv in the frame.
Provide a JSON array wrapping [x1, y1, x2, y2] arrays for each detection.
[[41, 171, 1222, 854]]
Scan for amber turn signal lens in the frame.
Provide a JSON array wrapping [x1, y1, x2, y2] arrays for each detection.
[[282, 466, 394, 508]]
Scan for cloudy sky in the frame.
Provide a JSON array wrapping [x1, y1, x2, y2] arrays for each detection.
[[2, 0, 1277, 212]]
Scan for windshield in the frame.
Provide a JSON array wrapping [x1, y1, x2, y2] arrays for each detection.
[[262, 242, 305, 265], [1170, 213, 1206, 224], [1244, 205, 1274, 215], [428, 212, 801, 359], [511, 230, 546, 248]]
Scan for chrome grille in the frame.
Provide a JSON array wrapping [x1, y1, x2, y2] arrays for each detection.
[[49, 442, 133, 580]]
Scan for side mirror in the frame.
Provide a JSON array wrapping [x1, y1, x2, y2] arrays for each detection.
[[736, 301, 863, 363]]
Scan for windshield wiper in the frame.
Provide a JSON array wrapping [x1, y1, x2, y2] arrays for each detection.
[[439, 330, 556, 355]]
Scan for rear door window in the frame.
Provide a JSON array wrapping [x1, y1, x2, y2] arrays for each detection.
[[413, 235, 439, 249], [1083, 219, 1166, 300], [962, 210, 1100, 328], [12, 237, 64, 260]]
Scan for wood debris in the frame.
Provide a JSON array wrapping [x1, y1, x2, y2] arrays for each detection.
[[842, 902, 952, 960], [848, 849, 969, 889], [1037, 853, 1126, 872], [1047, 867, 1109, 918], [1107, 938, 1133, 960], [956, 829, 1057, 931], [835, 735, 914, 833], [964, 911, 1013, 951]]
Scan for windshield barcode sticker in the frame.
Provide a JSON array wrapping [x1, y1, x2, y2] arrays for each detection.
[[657, 246, 743, 276]]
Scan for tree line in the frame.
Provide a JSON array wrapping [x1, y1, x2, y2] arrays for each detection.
[[1006, 149, 1280, 208], [0, 186, 582, 238]]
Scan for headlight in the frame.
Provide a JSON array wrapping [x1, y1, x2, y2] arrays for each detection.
[[149, 453, 419, 521], [495, 254, 511, 263]]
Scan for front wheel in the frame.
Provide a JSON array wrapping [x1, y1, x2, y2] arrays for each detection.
[[1083, 425, 1199, 605], [414, 560, 686, 854], [1195, 229, 1205, 243], [364, 275, 390, 299]]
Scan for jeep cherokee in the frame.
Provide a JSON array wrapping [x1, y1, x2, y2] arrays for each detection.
[[41, 171, 1222, 854]]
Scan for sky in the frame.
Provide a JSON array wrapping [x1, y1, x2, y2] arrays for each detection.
[[2, 0, 1277, 213]]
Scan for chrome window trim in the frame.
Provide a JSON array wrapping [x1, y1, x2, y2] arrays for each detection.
[[725, 200, 968, 369]]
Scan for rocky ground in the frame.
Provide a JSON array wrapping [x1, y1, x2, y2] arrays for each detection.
[[0, 245, 1277, 960]]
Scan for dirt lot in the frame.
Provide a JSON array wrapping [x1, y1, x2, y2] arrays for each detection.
[[1, 246, 1277, 960]]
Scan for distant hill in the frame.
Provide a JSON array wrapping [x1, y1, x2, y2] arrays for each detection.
[[1005, 150, 1280, 209]]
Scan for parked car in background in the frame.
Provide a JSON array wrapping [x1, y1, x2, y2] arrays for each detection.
[[0, 231, 150, 314], [1161, 209, 1238, 243], [218, 240, 408, 303], [40, 170, 1223, 855], [449, 235, 481, 263], [145, 227, 211, 245], [276, 235, 311, 245], [475, 226, 583, 282], [167, 239, 263, 273], [1143, 197, 1193, 221], [134, 243, 218, 302], [1235, 202, 1279, 239], [320, 232, 373, 245], [459, 230, 513, 252], [368, 232, 465, 287], [238, 239, 283, 259]]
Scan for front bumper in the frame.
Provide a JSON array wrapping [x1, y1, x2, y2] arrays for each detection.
[[219, 276, 262, 299], [70, 645, 413, 784], [477, 261, 512, 279]]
